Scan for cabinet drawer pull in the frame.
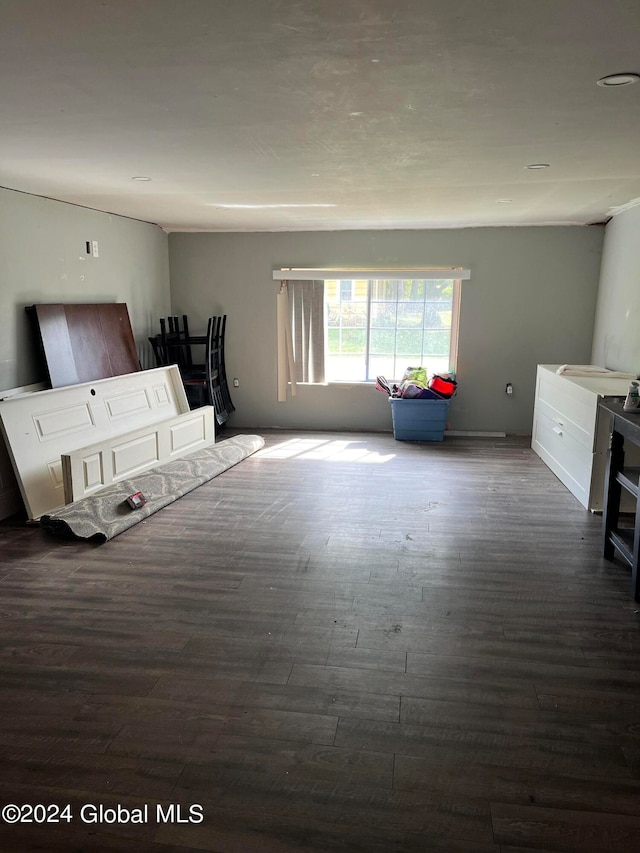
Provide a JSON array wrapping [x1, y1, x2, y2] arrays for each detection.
[[552, 427, 563, 436]]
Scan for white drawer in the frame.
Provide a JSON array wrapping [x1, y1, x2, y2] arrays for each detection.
[[536, 369, 598, 448], [532, 405, 593, 506], [535, 396, 593, 452]]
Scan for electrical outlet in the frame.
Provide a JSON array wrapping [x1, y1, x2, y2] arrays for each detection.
[[506, 382, 513, 395], [233, 378, 239, 387], [92, 240, 99, 258]]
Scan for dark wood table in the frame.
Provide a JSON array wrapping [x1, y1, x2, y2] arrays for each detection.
[[600, 399, 640, 600]]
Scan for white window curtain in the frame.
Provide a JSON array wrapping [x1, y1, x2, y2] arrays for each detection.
[[276, 280, 325, 401], [276, 282, 295, 402], [290, 280, 325, 384]]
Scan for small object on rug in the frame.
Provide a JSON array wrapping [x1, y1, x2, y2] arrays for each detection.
[[40, 434, 264, 543], [126, 491, 147, 509]]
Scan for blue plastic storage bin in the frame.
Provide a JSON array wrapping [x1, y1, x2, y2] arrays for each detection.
[[389, 397, 450, 441]]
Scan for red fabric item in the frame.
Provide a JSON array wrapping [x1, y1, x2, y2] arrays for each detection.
[[428, 375, 457, 398]]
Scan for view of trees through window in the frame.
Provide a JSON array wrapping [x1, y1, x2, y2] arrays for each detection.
[[325, 278, 456, 382]]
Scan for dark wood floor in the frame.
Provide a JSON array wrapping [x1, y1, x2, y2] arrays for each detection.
[[1, 430, 640, 852]]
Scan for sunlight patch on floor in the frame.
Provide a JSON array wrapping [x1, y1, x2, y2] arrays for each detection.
[[254, 438, 396, 464]]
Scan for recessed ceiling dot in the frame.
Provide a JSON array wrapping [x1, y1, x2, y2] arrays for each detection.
[[597, 73, 640, 87]]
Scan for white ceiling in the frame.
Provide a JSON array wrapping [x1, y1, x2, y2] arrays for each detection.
[[2, 0, 640, 232]]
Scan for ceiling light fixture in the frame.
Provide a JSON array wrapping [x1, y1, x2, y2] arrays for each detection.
[[131, 176, 152, 181], [496, 199, 513, 204], [597, 73, 640, 87], [525, 163, 550, 170], [212, 203, 336, 209]]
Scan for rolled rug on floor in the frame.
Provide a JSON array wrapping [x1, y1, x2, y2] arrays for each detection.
[[40, 433, 264, 543]]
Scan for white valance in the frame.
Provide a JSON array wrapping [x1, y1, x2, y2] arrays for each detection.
[[273, 268, 470, 281]]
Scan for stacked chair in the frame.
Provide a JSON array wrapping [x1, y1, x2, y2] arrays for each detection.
[[149, 314, 235, 426]]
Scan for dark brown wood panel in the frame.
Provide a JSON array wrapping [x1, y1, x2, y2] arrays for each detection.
[[97, 301, 143, 378], [28, 303, 80, 385], [64, 302, 113, 383], [1, 430, 640, 851], [28, 302, 140, 387]]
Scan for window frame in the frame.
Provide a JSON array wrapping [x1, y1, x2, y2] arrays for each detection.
[[325, 277, 462, 384], [274, 269, 469, 396]]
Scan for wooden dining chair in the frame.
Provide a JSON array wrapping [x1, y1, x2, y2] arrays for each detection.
[[206, 315, 228, 425], [217, 314, 235, 416], [149, 317, 205, 408]]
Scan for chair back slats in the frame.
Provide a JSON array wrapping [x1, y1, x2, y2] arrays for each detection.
[[149, 315, 234, 423]]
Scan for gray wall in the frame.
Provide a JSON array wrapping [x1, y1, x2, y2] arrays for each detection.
[[591, 204, 640, 374], [0, 187, 171, 391], [169, 226, 604, 433]]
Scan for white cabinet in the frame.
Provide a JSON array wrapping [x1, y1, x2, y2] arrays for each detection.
[[531, 365, 635, 511]]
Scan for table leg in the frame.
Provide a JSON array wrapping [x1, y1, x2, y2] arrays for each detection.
[[602, 429, 624, 560]]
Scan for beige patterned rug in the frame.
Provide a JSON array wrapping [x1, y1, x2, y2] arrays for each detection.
[[40, 433, 264, 543]]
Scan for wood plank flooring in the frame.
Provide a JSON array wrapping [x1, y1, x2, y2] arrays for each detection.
[[1, 430, 640, 852]]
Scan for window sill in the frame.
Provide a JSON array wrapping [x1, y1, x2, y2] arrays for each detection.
[[293, 380, 378, 388]]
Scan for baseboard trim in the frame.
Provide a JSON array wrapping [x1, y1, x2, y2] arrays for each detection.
[[447, 430, 507, 437]]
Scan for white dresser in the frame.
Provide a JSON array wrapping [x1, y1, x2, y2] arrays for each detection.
[[531, 365, 636, 511]]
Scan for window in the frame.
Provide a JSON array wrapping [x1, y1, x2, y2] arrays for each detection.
[[275, 268, 469, 400], [325, 277, 460, 382]]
